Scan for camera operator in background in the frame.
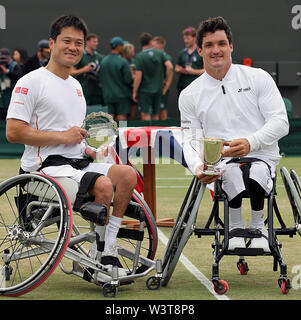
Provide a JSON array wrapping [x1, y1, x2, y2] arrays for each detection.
[[71, 33, 105, 106], [0, 48, 23, 115], [24, 40, 50, 74]]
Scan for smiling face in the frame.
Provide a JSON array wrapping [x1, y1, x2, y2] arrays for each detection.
[[198, 30, 233, 77], [49, 26, 85, 68]]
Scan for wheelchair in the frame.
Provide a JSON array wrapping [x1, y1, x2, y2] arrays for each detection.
[[0, 171, 162, 298], [161, 165, 301, 295]]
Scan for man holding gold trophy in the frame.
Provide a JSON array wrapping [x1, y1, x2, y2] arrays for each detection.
[[6, 15, 137, 276], [179, 16, 289, 251]]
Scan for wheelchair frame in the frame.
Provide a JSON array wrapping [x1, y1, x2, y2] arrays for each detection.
[[162, 166, 301, 295], [0, 173, 162, 298]]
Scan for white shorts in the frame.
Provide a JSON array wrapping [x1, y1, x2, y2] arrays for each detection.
[[40, 162, 114, 184], [216, 158, 276, 201]]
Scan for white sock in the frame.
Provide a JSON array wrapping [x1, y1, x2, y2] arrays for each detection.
[[229, 207, 245, 230], [104, 215, 123, 253], [250, 209, 265, 230]]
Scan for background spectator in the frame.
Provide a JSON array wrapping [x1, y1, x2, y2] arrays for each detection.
[[100, 37, 133, 121], [0, 48, 23, 112], [133, 32, 173, 121], [12, 48, 28, 76], [24, 39, 50, 74], [123, 42, 137, 119], [152, 36, 174, 120], [175, 27, 204, 96], [71, 33, 104, 106]]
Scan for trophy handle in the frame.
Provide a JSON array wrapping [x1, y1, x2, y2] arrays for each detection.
[[189, 139, 200, 155]]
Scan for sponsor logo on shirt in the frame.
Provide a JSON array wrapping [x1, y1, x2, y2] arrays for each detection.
[[15, 87, 29, 95], [238, 86, 251, 93], [76, 89, 83, 97]]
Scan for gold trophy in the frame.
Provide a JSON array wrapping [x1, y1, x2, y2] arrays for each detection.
[[201, 138, 223, 175]]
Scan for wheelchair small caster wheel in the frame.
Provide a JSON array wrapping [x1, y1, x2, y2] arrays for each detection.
[[279, 279, 291, 295], [102, 283, 118, 298], [213, 280, 229, 295], [237, 260, 249, 275], [146, 276, 161, 290]]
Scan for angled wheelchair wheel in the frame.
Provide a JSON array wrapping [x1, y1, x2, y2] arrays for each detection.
[[116, 189, 158, 274], [0, 174, 72, 296], [280, 167, 301, 235], [161, 179, 206, 287]]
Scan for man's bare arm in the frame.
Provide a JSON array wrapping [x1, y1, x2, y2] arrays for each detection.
[[6, 118, 88, 146]]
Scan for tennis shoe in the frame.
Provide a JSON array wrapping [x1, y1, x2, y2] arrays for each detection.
[[249, 228, 270, 252], [101, 245, 128, 277]]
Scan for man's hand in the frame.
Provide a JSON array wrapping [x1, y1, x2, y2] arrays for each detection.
[[62, 126, 88, 144], [222, 138, 250, 158], [85, 145, 109, 161], [196, 164, 221, 184]]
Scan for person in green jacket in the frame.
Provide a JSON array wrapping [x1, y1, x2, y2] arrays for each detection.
[[175, 27, 204, 96], [100, 37, 133, 121], [152, 36, 174, 120], [71, 33, 104, 106], [133, 32, 173, 121]]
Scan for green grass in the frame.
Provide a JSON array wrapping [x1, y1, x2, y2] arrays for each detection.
[[0, 157, 301, 300]]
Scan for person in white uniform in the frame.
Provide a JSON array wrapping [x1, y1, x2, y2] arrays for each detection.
[[179, 16, 289, 251], [6, 15, 137, 275]]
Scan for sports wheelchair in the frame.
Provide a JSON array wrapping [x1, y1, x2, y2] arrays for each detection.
[[0, 172, 162, 298], [161, 165, 301, 295]]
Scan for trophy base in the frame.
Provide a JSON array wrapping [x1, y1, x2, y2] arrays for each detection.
[[201, 170, 220, 176]]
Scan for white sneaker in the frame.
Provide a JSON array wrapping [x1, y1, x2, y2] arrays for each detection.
[[228, 228, 246, 250], [101, 246, 128, 277], [228, 237, 246, 250], [249, 228, 270, 252]]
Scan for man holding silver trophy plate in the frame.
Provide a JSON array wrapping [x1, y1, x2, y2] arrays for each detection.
[[6, 15, 137, 276], [179, 17, 289, 251]]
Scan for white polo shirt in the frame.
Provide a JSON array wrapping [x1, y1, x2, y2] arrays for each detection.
[[7, 67, 87, 172], [179, 64, 289, 175]]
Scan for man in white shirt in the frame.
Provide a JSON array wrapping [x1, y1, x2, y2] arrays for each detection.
[[6, 15, 137, 275], [179, 16, 289, 251]]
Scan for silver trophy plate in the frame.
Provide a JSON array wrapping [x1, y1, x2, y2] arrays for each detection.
[[82, 112, 118, 151]]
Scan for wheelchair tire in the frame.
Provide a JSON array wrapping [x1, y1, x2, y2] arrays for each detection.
[[161, 179, 206, 287], [0, 174, 72, 296], [280, 167, 301, 231]]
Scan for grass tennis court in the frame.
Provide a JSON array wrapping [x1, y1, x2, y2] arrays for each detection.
[[0, 157, 301, 300]]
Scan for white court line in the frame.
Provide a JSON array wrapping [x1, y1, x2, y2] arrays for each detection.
[[157, 228, 230, 301]]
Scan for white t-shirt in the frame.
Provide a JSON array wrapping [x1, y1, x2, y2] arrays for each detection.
[[7, 67, 87, 172], [179, 64, 289, 175]]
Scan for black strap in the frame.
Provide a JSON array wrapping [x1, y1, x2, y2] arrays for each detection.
[[39, 155, 93, 170], [229, 228, 267, 239]]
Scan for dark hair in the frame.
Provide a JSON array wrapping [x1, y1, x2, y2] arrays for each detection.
[[139, 32, 152, 46], [197, 16, 232, 48], [13, 48, 28, 64], [49, 14, 88, 42]]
